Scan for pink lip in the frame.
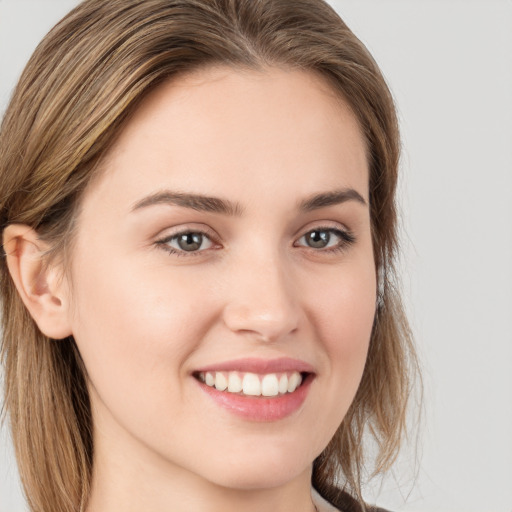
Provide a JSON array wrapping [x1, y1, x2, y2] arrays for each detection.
[[194, 357, 316, 375], [195, 374, 314, 422], [193, 357, 315, 422]]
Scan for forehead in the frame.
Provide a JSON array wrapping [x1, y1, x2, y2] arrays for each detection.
[[83, 65, 369, 212]]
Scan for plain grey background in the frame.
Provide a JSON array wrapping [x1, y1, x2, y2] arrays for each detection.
[[1, 1, 511, 511]]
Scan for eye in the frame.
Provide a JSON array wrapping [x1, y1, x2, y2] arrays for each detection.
[[157, 230, 214, 254], [295, 227, 355, 251]]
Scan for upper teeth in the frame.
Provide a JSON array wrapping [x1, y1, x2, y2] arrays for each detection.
[[198, 371, 303, 397]]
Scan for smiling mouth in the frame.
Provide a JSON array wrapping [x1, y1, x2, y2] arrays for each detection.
[[194, 371, 310, 397]]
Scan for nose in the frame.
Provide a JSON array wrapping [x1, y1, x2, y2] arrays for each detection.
[[222, 251, 301, 343]]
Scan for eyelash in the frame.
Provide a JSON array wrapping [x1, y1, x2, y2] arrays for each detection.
[[155, 226, 356, 257], [294, 226, 356, 254]]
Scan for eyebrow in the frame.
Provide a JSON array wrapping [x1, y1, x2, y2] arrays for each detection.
[[130, 187, 366, 215], [131, 191, 243, 216], [298, 188, 367, 211]]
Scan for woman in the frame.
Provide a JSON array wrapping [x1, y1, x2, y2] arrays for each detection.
[[0, 1, 418, 511]]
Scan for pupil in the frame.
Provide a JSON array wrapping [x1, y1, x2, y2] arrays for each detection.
[[178, 233, 202, 251], [307, 230, 329, 248]]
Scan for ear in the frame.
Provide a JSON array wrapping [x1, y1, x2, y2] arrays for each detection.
[[3, 224, 72, 340]]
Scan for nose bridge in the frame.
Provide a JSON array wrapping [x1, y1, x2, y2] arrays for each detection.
[[222, 243, 300, 342]]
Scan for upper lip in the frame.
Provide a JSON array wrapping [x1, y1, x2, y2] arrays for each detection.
[[194, 357, 315, 374]]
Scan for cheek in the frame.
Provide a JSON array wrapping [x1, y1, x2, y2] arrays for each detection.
[[307, 258, 376, 400], [67, 251, 217, 406], [312, 256, 376, 342]]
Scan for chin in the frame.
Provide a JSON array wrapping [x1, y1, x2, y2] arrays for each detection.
[[210, 468, 305, 491], [193, 444, 313, 491]]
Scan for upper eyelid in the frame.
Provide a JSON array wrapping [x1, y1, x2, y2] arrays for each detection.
[[298, 220, 350, 235], [294, 221, 352, 238], [298, 226, 349, 237], [155, 224, 218, 241]]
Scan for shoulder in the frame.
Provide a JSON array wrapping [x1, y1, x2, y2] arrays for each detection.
[[312, 486, 392, 512]]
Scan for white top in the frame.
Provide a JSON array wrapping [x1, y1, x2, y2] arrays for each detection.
[[311, 487, 342, 512]]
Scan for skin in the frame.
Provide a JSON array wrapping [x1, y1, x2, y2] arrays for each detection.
[[5, 66, 376, 512]]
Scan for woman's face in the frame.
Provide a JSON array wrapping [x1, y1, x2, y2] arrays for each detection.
[[67, 66, 376, 490]]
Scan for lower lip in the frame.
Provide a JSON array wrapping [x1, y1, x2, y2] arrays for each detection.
[[195, 374, 314, 422]]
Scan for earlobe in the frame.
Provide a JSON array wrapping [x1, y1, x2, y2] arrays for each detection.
[[3, 224, 72, 340]]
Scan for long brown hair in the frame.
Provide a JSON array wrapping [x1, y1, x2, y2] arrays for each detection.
[[0, 1, 419, 511]]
